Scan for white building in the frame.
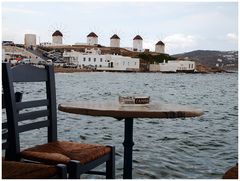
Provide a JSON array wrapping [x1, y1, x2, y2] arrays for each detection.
[[149, 64, 160, 72], [110, 34, 120, 47], [24, 34, 37, 48], [155, 41, 165, 54], [63, 48, 139, 71], [87, 32, 98, 45], [2, 48, 5, 61], [52, 30, 63, 45], [159, 60, 196, 73], [40, 42, 52, 46], [133, 35, 143, 52]]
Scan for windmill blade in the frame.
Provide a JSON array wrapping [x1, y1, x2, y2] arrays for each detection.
[[117, 29, 130, 48]]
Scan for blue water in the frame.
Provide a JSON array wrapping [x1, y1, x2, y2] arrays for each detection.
[[7, 72, 238, 179]]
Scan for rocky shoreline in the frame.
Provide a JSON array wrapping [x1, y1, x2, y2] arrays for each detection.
[[195, 63, 228, 73], [54, 67, 93, 73], [54, 64, 233, 74]]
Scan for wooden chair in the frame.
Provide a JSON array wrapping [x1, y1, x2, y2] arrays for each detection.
[[223, 163, 238, 179], [2, 63, 115, 179], [2, 92, 67, 179]]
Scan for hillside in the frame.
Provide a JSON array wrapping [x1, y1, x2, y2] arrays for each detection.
[[38, 45, 175, 63], [173, 50, 238, 70]]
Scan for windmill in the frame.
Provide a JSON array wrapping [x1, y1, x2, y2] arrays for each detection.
[[86, 26, 105, 45], [153, 34, 166, 54], [47, 23, 70, 45], [109, 28, 122, 48], [131, 29, 147, 52]]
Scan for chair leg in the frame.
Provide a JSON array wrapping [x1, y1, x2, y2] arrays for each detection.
[[56, 164, 68, 179], [68, 160, 81, 179], [106, 146, 115, 179]]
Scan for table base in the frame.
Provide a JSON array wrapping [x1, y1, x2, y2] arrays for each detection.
[[123, 118, 134, 179]]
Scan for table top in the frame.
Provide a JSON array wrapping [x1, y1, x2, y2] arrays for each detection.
[[58, 101, 203, 119]]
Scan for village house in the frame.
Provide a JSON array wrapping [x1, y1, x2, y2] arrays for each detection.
[[159, 60, 196, 73], [63, 48, 140, 71]]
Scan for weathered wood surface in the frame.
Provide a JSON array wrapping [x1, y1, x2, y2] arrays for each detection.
[[58, 101, 203, 119]]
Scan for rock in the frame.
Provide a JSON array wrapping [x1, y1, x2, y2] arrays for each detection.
[[196, 63, 226, 73]]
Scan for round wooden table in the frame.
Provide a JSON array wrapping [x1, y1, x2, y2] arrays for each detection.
[[58, 101, 203, 179]]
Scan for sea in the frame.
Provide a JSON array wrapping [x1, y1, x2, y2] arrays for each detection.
[[3, 72, 238, 179]]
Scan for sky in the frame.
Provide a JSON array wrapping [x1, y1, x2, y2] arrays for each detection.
[[2, 1, 238, 54]]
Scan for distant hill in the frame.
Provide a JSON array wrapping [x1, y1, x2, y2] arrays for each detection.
[[172, 50, 238, 70]]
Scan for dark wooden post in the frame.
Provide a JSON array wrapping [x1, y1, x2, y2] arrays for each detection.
[[46, 65, 58, 142]]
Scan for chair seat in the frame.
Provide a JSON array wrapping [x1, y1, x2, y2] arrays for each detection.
[[21, 141, 111, 165], [2, 160, 57, 179], [223, 164, 238, 179]]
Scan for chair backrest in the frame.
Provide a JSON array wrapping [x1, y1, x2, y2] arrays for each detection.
[[2, 92, 23, 152], [2, 63, 57, 161]]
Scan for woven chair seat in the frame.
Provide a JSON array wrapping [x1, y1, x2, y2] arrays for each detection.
[[2, 161, 57, 179], [21, 141, 111, 165]]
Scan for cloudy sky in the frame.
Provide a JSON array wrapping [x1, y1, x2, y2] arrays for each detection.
[[2, 1, 238, 54]]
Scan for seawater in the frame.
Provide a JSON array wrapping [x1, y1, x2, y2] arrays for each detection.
[[5, 72, 238, 179]]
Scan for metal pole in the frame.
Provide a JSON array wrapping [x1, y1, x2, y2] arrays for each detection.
[[123, 118, 134, 179]]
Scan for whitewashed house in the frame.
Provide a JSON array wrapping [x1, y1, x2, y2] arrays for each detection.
[[63, 48, 139, 71], [52, 30, 63, 45], [149, 64, 160, 72], [155, 41, 165, 54], [110, 34, 120, 48], [99, 54, 139, 71], [87, 32, 98, 45], [2, 48, 5, 61], [159, 60, 196, 73], [133, 35, 143, 52]]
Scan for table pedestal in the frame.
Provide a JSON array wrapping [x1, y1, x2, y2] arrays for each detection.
[[123, 118, 134, 179]]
